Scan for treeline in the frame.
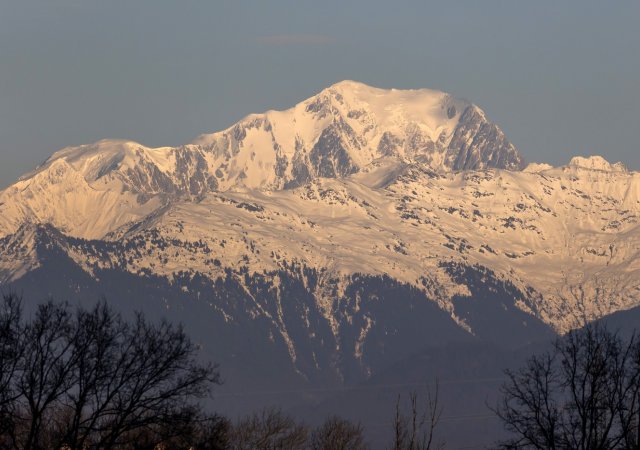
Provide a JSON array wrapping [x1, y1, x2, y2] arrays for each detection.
[[0, 294, 441, 450], [4, 293, 640, 449]]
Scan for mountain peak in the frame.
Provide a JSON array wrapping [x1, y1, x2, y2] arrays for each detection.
[[327, 79, 371, 90], [187, 81, 524, 188], [326, 80, 449, 96], [569, 155, 628, 173], [0, 82, 528, 238], [321, 80, 456, 112]]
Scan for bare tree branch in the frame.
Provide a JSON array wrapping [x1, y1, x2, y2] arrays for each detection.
[[495, 324, 640, 450]]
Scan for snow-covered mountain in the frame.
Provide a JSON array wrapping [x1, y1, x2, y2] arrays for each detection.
[[0, 81, 638, 399], [0, 81, 523, 239]]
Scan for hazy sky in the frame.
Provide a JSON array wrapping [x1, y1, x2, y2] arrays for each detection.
[[1, 0, 638, 187]]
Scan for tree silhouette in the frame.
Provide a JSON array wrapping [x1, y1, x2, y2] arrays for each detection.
[[496, 324, 640, 449], [0, 293, 221, 450], [391, 382, 444, 450], [229, 407, 308, 450], [309, 415, 368, 450]]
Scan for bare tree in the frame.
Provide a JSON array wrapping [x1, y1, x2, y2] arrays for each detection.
[[230, 407, 308, 450], [309, 415, 368, 450], [391, 381, 444, 450], [0, 294, 221, 450], [0, 293, 22, 438], [188, 415, 232, 450], [116, 413, 230, 450], [496, 324, 640, 449], [13, 300, 77, 449]]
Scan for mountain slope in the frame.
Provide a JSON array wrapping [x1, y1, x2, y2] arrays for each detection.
[[2, 155, 638, 333]]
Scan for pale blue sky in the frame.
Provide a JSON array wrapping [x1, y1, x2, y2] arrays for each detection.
[[1, 0, 638, 187]]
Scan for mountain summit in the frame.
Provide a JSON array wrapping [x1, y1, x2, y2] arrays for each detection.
[[0, 81, 524, 238], [190, 80, 525, 187]]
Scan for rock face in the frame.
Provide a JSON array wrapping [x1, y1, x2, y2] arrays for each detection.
[[0, 80, 638, 417], [447, 105, 524, 171]]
